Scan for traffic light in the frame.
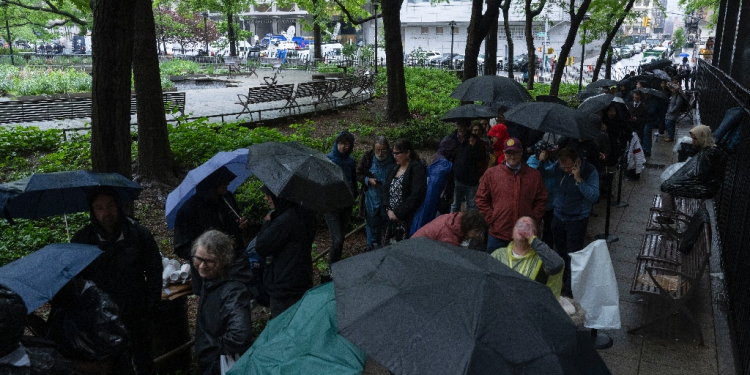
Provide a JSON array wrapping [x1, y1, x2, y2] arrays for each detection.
[[642, 16, 651, 27], [538, 46, 543, 53]]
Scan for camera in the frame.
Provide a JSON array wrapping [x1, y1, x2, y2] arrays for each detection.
[[530, 140, 559, 155]]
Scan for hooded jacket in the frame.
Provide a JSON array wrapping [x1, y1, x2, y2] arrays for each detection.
[[412, 212, 465, 246], [327, 131, 358, 198], [195, 276, 253, 375], [255, 196, 316, 300], [541, 159, 600, 221], [487, 123, 510, 163]]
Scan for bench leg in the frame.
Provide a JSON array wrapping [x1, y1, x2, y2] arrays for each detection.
[[679, 305, 705, 346], [627, 309, 675, 336]]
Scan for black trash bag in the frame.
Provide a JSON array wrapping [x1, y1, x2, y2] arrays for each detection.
[[46, 281, 128, 362], [0, 347, 78, 375], [661, 146, 726, 199], [679, 208, 711, 254]]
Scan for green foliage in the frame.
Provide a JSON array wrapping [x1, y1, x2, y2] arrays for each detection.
[[0, 66, 91, 96], [36, 132, 92, 173], [678, 0, 720, 28], [380, 118, 453, 149], [160, 59, 201, 76], [408, 47, 429, 66], [673, 27, 686, 51], [528, 83, 581, 108], [0, 126, 62, 160], [342, 43, 357, 59], [403, 67, 461, 117], [0, 213, 89, 266]]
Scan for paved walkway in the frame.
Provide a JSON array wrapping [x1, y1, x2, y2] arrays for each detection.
[[588, 114, 722, 374]]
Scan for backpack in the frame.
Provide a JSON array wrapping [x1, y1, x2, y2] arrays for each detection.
[[244, 238, 270, 307]]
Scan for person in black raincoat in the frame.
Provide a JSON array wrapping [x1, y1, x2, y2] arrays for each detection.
[[255, 186, 317, 318], [71, 187, 162, 375], [0, 285, 77, 375], [384, 139, 428, 243], [173, 166, 251, 296], [191, 230, 253, 375], [601, 103, 632, 167], [325, 131, 357, 264]]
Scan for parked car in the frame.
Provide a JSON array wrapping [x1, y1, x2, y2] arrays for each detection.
[[620, 46, 634, 58], [452, 54, 465, 69], [431, 53, 457, 67]]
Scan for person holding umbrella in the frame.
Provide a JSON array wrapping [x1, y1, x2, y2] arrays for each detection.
[[450, 121, 486, 212], [384, 139, 427, 243], [325, 131, 358, 264], [356, 136, 395, 251], [192, 230, 254, 375], [664, 83, 685, 142], [255, 186, 317, 318], [71, 187, 162, 375]]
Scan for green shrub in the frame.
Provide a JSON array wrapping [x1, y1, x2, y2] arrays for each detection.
[[159, 59, 201, 76], [527, 83, 581, 108]]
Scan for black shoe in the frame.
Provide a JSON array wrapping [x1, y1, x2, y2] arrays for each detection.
[[644, 151, 651, 157]]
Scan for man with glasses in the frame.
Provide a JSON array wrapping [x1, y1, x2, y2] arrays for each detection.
[[475, 138, 548, 253], [356, 136, 395, 250]]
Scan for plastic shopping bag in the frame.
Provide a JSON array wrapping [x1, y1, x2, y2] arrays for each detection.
[[570, 240, 621, 330]]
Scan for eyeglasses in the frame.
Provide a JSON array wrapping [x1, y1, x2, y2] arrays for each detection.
[[392, 151, 404, 155], [375, 149, 389, 154], [192, 255, 216, 267]]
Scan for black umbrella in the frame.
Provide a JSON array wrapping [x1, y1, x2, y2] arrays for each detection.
[[503, 102, 600, 140], [245, 141, 354, 212], [636, 87, 668, 99], [651, 69, 671, 81], [450, 75, 532, 104], [577, 93, 616, 114], [333, 238, 608, 375], [639, 58, 672, 73], [576, 87, 606, 101], [440, 104, 497, 122], [586, 79, 619, 90], [535, 95, 568, 106]]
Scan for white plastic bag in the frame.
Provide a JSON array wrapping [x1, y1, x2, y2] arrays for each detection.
[[220, 353, 241, 375], [673, 136, 692, 153], [660, 159, 690, 180], [570, 240, 621, 330]]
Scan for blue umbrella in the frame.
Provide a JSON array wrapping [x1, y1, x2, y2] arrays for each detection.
[[679, 53, 690, 58], [165, 149, 252, 229], [227, 282, 366, 375], [0, 243, 102, 313]]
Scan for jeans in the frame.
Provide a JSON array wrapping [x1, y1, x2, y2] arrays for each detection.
[[642, 122, 653, 153], [325, 206, 352, 264], [486, 235, 510, 254], [665, 118, 676, 139], [551, 215, 590, 298], [365, 205, 388, 248], [451, 179, 478, 212]]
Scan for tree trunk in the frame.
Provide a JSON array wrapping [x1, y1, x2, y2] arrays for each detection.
[[133, 0, 177, 183], [227, 12, 237, 56], [381, 0, 410, 122], [484, 20, 498, 76], [591, 0, 635, 82], [524, 7, 536, 90], [90, 0, 134, 179], [501, 6, 514, 79], [313, 22, 322, 59], [549, 0, 592, 96], [464, 0, 500, 81]]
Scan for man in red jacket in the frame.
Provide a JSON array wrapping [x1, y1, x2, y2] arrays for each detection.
[[475, 138, 548, 253], [412, 209, 487, 250]]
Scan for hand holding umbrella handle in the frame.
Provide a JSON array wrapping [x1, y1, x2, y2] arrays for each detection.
[[222, 197, 242, 220]]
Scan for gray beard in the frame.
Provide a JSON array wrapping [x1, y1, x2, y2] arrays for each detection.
[[375, 154, 387, 162]]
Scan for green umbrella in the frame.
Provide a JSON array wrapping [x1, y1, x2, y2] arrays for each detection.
[[227, 283, 366, 375]]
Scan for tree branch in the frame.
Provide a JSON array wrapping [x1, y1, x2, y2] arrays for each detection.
[[332, 0, 378, 25], [4, 0, 88, 26]]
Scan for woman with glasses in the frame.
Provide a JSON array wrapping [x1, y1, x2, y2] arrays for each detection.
[[356, 136, 395, 251], [192, 230, 253, 375], [384, 139, 427, 244]]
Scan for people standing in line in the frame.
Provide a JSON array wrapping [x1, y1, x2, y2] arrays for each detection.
[[472, 120, 493, 160], [255, 186, 317, 318], [325, 131, 358, 264], [627, 90, 648, 143], [384, 139, 428, 244], [639, 90, 660, 157], [192, 230, 254, 375], [537, 148, 599, 298], [664, 83, 685, 143], [487, 123, 510, 167], [451, 121, 486, 212], [71, 187, 162, 375], [173, 166, 250, 296], [356, 136, 395, 251], [475, 138, 548, 253], [412, 209, 488, 250], [602, 104, 631, 165], [526, 142, 557, 248]]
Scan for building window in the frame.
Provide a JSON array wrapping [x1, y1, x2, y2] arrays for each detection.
[[453, 27, 459, 34], [510, 26, 524, 40], [421, 27, 429, 34], [436, 27, 444, 35]]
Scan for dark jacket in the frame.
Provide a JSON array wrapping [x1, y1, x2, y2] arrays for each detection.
[[541, 159, 600, 221], [627, 100, 648, 139], [384, 159, 428, 223], [255, 200, 316, 300], [666, 93, 685, 121], [71, 218, 162, 321], [356, 149, 395, 218], [173, 191, 244, 260], [453, 131, 487, 186], [195, 277, 253, 375], [557, 137, 601, 170], [327, 132, 358, 198]]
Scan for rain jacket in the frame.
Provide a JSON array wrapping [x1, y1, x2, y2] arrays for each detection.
[[195, 277, 254, 375], [487, 123, 510, 164], [541, 159, 600, 221], [412, 212, 464, 246], [356, 149, 395, 218], [527, 155, 555, 212], [255, 198, 316, 300], [474, 164, 547, 241], [627, 133, 646, 173], [665, 93, 685, 122], [327, 132, 358, 198], [491, 238, 564, 299], [384, 159, 428, 224], [452, 131, 487, 186]]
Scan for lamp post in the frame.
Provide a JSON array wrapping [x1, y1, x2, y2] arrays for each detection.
[[202, 11, 209, 56], [1, 1, 13, 66], [372, 0, 379, 74], [578, 14, 591, 92], [449, 20, 457, 69]]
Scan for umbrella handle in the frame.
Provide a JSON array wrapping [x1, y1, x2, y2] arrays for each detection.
[[223, 197, 242, 220]]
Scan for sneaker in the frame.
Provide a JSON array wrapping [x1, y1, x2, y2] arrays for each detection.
[[664, 138, 674, 142]]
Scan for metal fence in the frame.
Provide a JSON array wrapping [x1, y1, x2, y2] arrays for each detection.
[[696, 59, 750, 375]]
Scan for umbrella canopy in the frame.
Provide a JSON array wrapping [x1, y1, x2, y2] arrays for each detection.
[[679, 53, 690, 58], [577, 93, 616, 114], [586, 79, 619, 90], [503, 102, 600, 140], [450, 75, 532, 104], [440, 104, 497, 122], [165, 149, 252, 229], [651, 69, 671, 81], [227, 282, 366, 375], [636, 87, 668, 100], [333, 238, 604, 375], [577, 87, 606, 101], [0, 171, 141, 221], [246, 142, 354, 212], [0, 243, 102, 313], [535, 95, 568, 106], [640, 58, 672, 72]]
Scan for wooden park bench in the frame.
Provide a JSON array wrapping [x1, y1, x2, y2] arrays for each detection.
[[234, 84, 294, 120], [224, 56, 242, 79], [646, 194, 703, 233], [629, 209, 712, 345], [246, 57, 260, 78]]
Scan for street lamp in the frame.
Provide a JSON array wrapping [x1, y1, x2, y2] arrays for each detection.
[[449, 20, 457, 69], [1, 1, 13, 66], [578, 14, 591, 93], [372, 0, 379, 74], [202, 11, 209, 56]]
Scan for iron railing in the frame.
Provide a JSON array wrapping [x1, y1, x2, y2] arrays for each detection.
[[696, 58, 750, 375]]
